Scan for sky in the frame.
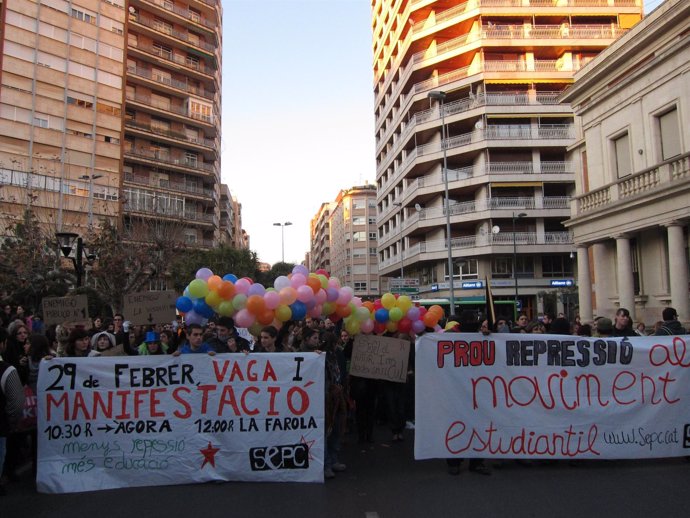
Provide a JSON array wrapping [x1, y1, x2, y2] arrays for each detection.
[[220, 0, 664, 267]]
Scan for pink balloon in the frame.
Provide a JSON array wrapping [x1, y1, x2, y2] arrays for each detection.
[[264, 291, 280, 310], [308, 305, 321, 318], [296, 285, 314, 303], [234, 308, 255, 328], [292, 264, 309, 276], [328, 278, 341, 289], [235, 278, 251, 295], [434, 324, 442, 332], [351, 297, 363, 308], [291, 273, 307, 288], [274, 275, 291, 291], [326, 287, 339, 302], [315, 289, 327, 304], [336, 287, 353, 306], [361, 319, 375, 334]]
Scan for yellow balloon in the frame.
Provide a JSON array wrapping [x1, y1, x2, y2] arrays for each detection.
[[275, 305, 292, 322], [381, 292, 396, 310], [205, 290, 222, 308], [396, 295, 413, 313], [385, 320, 399, 333]]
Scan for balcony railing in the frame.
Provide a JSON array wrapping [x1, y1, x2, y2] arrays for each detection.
[[130, 13, 215, 53], [124, 173, 214, 199], [145, 0, 217, 31], [125, 119, 215, 148], [577, 152, 690, 214], [126, 65, 215, 100], [126, 92, 214, 124], [482, 24, 626, 40], [129, 41, 215, 75], [124, 148, 215, 173]]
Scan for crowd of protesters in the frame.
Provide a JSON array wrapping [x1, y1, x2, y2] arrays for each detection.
[[0, 299, 687, 493]]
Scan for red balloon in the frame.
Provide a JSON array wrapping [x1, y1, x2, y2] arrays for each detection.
[[373, 322, 387, 335], [398, 318, 412, 333]]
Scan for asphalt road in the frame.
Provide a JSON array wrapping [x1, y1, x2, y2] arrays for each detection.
[[3, 425, 690, 518]]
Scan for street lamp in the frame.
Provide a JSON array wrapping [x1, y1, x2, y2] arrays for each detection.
[[79, 174, 103, 228], [273, 221, 292, 263], [55, 232, 85, 287], [512, 212, 527, 321], [428, 90, 455, 316], [393, 202, 404, 279]]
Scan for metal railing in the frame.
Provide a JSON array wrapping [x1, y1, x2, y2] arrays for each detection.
[[126, 66, 215, 100], [124, 148, 215, 173], [125, 119, 215, 148]]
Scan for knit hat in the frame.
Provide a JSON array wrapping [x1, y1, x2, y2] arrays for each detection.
[[91, 331, 116, 350]]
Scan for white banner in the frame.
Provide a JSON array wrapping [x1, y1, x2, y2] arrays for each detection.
[[37, 353, 325, 493], [415, 333, 690, 460]]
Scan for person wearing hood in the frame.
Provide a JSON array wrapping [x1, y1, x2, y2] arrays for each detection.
[[90, 331, 124, 357], [138, 331, 168, 355]]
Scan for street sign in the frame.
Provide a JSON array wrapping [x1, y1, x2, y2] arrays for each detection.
[[390, 278, 420, 295], [461, 281, 484, 289], [550, 279, 574, 287], [123, 291, 178, 326]]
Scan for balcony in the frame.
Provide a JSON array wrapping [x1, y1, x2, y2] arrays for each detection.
[[125, 119, 215, 149], [128, 41, 215, 76], [124, 172, 215, 200], [130, 13, 216, 53], [141, 0, 217, 32], [126, 65, 215, 101], [124, 147, 215, 174], [577, 153, 690, 214], [378, 231, 573, 271], [126, 92, 214, 126]]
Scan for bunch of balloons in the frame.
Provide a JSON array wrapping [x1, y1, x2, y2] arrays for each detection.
[[175, 265, 445, 336]]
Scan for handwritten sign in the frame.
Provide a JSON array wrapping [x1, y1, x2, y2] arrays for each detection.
[[123, 291, 177, 326], [41, 295, 89, 326], [349, 335, 410, 383], [414, 333, 690, 460], [37, 353, 325, 493]]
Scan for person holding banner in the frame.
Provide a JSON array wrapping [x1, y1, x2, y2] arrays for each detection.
[[172, 324, 215, 355], [0, 327, 25, 496]]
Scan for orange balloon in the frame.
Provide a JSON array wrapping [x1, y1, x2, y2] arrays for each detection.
[[429, 305, 445, 318], [363, 301, 375, 313], [246, 295, 266, 316], [207, 275, 223, 291], [257, 309, 275, 326], [335, 304, 352, 318], [423, 312, 439, 328], [217, 281, 236, 300], [306, 276, 321, 294]]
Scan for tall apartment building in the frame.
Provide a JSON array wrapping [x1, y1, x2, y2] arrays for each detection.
[[372, 0, 642, 320], [0, 0, 223, 249], [123, 0, 221, 247], [0, 0, 126, 233], [310, 185, 380, 298]]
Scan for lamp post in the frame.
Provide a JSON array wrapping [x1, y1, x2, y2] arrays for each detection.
[[393, 202, 404, 279], [79, 174, 103, 228], [512, 212, 527, 321], [273, 221, 292, 263], [55, 232, 84, 287], [428, 90, 455, 316]]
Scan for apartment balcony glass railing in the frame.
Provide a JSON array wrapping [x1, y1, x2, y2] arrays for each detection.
[[124, 173, 215, 199], [126, 65, 215, 100]]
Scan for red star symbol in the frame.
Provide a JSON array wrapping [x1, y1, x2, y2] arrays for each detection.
[[300, 435, 316, 461], [200, 442, 220, 468]]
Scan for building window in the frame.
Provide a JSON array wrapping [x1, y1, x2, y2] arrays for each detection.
[[613, 132, 631, 178], [353, 231, 366, 241], [658, 108, 681, 160], [368, 216, 376, 225], [491, 257, 512, 279], [369, 232, 377, 241], [369, 247, 377, 256], [352, 216, 365, 226], [153, 42, 173, 60], [446, 258, 479, 280], [71, 8, 96, 25], [354, 282, 367, 292], [33, 116, 49, 128], [352, 198, 365, 209], [542, 255, 574, 278]]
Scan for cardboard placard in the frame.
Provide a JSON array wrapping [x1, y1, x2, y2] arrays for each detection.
[[349, 334, 410, 383], [123, 291, 178, 325], [41, 295, 89, 326]]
